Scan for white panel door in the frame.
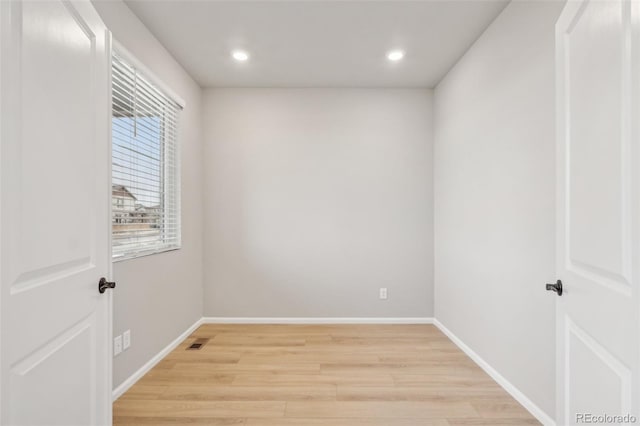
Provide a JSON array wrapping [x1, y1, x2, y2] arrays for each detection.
[[0, 1, 112, 425], [556, 0, 640, 424]]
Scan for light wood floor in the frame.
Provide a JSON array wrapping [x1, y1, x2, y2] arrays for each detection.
[[113, 324, 539, 425]]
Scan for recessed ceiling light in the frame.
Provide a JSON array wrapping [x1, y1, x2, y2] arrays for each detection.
[[387, 50, 405, 62], [232, 50, 249, 62]]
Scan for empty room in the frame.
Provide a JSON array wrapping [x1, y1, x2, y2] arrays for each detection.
[[1, 0, 638, 425]]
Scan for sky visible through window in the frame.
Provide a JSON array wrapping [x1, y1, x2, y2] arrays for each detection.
[[112, 116, 163, 207]]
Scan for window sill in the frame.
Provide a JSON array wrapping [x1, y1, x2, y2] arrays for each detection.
[[112, 245, 181, 263]]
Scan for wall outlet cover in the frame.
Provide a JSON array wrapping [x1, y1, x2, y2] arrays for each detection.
[[123, 330, 131, 350], [379, 288, 388, 300], [114, 335, 122, 356]]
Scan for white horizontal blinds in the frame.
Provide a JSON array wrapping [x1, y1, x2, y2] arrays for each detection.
[[112, 52, 181, 260]]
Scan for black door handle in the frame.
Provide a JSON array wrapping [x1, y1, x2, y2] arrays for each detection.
[[98, 277, 116, 294], [546, 280, 562, 296]]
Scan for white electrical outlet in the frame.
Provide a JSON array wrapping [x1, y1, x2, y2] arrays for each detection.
[[123, 330, 131, 350], [379, 287, 388, 300], [114, 335, 122, 356]]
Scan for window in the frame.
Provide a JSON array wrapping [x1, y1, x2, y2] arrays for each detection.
[[111, 51, 181, 260]]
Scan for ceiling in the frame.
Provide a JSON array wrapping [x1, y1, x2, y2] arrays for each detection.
[[124, 0, 509, 88]]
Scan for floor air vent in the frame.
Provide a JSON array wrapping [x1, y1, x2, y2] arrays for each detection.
[[187, 338, 209, 350]]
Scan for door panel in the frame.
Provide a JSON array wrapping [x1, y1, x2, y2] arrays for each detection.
[[0, 1, 111, 424], [566, 0, 630, 292], [556, 0, 639, 424], [566, 318, 632, 419], [19, 0, 95, 274], [9, 317, 96, 426]]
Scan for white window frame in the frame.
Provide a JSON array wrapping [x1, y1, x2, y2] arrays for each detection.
[[111, 41, 184, 262]]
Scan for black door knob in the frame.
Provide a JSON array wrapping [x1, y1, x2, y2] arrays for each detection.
[[98, 277, 116, 294], [546, 280, 563, 296]]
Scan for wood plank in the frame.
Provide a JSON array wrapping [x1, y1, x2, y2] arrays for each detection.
[[238, 353, 381, 364], [246, 418, 449, 426], [285, 401, 478, 418], [171, 361, 321, 374], [113, 400, 285, 418], [447, 419, 540, 426], [136, 370, 236, 386], [471, 400, 535, 419], [159, 385, 336, 401], [232, 373, 395, 387], [336, 386, 510, 401], [113, 417, 245, 425], [392, 374, 498, 387], [321, 363, 488, 376], [117, 385, 169, 401]]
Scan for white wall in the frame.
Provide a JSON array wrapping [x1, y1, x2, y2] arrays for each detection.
[[92, 0, 204, 389], [203, 89, 433, 318], [434, 0, 564, 418]]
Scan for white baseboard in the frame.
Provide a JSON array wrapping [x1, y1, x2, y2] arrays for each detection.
[[112, 317, 203, 401], [433, 319, 555, 426], [202, 317, 434, 324]]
